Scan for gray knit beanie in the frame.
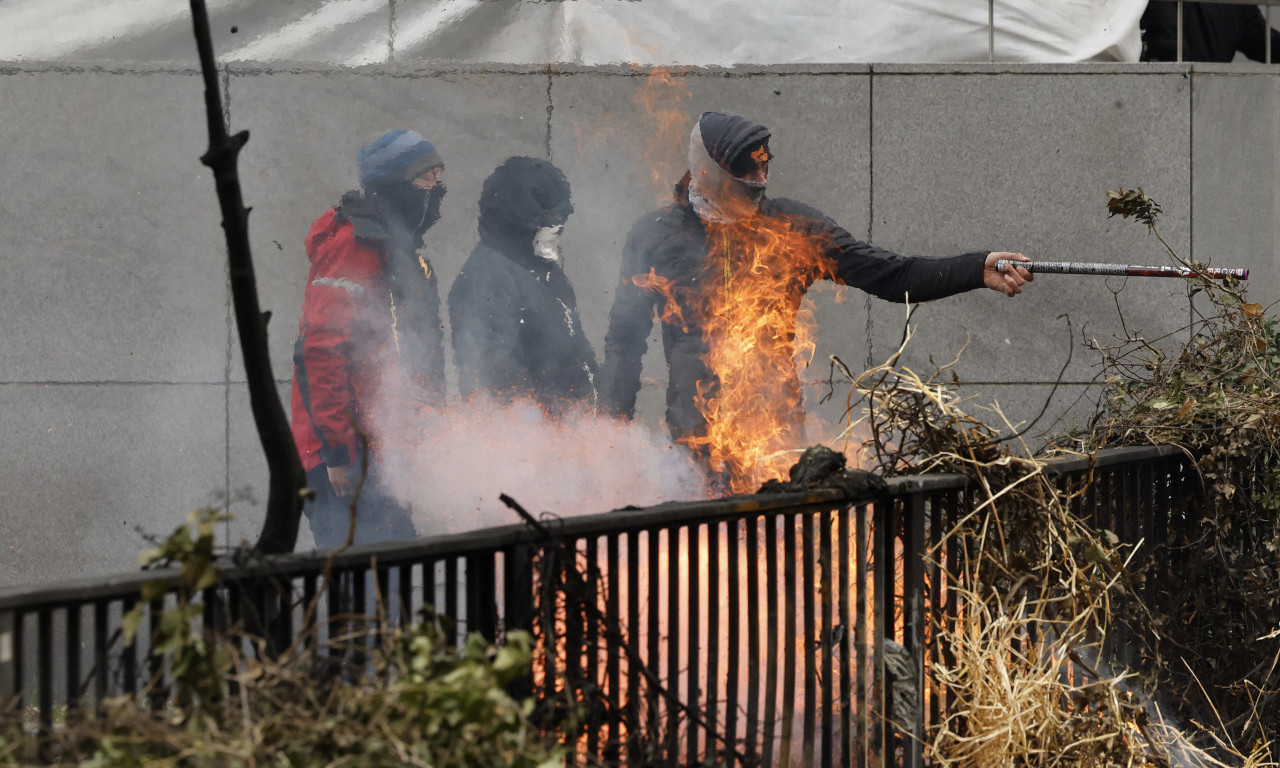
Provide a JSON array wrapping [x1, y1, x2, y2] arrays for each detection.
[[357, 129, 443, 187]]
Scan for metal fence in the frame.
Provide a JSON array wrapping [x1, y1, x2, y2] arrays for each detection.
[[0, 444, 1200, 766]]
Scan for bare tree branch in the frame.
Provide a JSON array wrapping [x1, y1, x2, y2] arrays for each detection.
[[190, 0, 305, 554]]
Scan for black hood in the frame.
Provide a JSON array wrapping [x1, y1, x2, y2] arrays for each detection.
[[477, 156, 573, 257], [686, 111, 771, 223], [696, 111, 771, 174]]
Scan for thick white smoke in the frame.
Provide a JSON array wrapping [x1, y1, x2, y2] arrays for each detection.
[[373, 395, 713, 535]]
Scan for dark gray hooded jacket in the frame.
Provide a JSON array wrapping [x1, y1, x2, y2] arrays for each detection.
[[448, 156, 598, 412]]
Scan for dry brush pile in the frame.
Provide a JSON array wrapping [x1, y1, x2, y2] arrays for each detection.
[[836, 189, 1278, 766]]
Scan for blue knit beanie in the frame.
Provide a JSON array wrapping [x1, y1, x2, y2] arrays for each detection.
[[357, 129, 443, 187]]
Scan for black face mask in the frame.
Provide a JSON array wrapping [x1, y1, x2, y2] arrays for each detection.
[[421, 183, 446, 235], [366, 180, 445, 242]]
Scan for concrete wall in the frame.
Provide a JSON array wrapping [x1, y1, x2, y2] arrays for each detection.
[[0, 61, 1276, 587]]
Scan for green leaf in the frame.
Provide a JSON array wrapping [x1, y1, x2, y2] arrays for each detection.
[[1084, 542, 1110, 565]]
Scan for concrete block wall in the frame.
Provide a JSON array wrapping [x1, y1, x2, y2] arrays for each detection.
[[0, 61, 1275, 587]]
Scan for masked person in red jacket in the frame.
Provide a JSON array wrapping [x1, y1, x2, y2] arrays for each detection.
[[290, 129, 447, 550]]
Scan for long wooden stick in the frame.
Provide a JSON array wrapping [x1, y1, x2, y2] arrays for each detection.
[[190, 0, 305, 554]]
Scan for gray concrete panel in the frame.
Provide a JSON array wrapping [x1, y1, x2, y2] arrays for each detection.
[[227, 64, 553, 389], [1191, 72, 1280, 305], [865, 71, 1194, 432], [0, 67, 230, 383], [0, 383, 225, 588]]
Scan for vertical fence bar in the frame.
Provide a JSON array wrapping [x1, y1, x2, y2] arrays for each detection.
[[606, 533, 621, 759], [686, 524, 701, 767], [65, 604, 80, 707], [872, 500, 890, 767], [423, 558, 437, 617], [584, 536, 600, 762], [148, 599, 165, 708], [625, 530, 641, 763], [763, 514, 779, 764], [300, 574, 317, 650], [398, 564, 414, 628], [375, 567, 391, 638], [802, 512, 817, 768], [988, 0, 995, 61], [467, 552, 497, 640], [928, 493, 945, 730], [820, 508, 834, 768], [0, 612, 14, 706], [93, 602, 107, 704], [855, 502, 869, 768], [706, 521, 721, 763], [725, 519, 741, 761], [444, 559, 459, 637], [780, 513, 797, 768], [666, 526, 680, 763], [838, 506, 852, 768], [505, 545, 535, 703], [903, 493, 927, 767], [745, 516, 762, 763], [121, 597, 138, 698], [647, 528, 661, 760], [1177, 0, 1184, 62], [37, 609, 52, 729]]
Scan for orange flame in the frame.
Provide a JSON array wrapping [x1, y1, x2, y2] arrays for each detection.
[[631, 268, 687, 331], [682, 215, 837, 493]]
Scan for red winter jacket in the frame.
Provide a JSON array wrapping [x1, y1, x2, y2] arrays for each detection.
[[290, 203, 444, 472]]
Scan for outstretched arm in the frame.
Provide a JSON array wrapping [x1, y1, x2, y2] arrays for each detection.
[[790, 205, 1032, 301]]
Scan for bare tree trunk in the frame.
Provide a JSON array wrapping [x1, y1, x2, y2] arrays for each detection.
[[189, 0, 304, 554]]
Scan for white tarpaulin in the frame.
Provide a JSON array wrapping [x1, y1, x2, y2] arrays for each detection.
[[396, 0, 1146, 65], [0, 0, 1145, 65]]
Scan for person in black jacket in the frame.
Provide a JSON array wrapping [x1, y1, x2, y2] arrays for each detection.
[[449, 156, 599, 414], [599, 111, 1032, 491], [1141, 2, 1279, 62]]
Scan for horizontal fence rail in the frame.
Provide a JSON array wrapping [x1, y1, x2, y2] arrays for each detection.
[[0, 445, 1204, 767]]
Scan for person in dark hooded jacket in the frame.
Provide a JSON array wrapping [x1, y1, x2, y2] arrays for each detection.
[[290, 129, 447, 549], [1141, 2, 1279, 62], [449, 156, 598, 414], [599, 111, 1032, 489]]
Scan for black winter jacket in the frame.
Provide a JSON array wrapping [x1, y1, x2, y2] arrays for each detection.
[[448, 157, 598, 412], [599, 175, 988, 442], [1141, 2, 1280, 62]]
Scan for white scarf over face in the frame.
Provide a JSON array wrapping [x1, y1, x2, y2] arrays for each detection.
[[532, 224, 564, 265], [686, 122, 767, 224]]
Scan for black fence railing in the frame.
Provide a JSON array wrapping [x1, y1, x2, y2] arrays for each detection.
[[0, 444, 1200, 767]]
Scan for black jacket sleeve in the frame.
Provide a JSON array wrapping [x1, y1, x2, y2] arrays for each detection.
[[831, 237, 988, 303], [599, 221, 662, 419], [773, 198, 988, 303]]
